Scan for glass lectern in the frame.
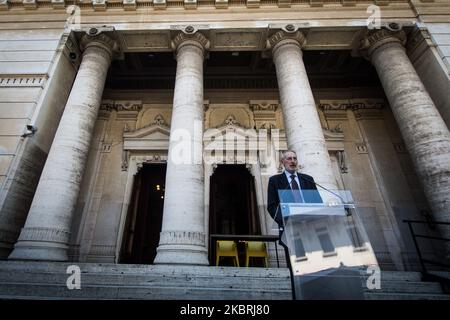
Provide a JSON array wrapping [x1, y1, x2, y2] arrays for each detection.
[[277, 189, 378, 300]]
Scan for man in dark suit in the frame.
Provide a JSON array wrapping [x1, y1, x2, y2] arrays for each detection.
[[267, 150, 323, 227], [267, 150, 322, 300]]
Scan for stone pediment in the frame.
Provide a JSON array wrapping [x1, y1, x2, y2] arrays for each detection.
[[204, 118, 258, 152], [123, 123, 170, 151]]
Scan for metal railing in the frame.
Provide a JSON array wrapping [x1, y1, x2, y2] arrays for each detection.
[[403, 219, 450, 287]]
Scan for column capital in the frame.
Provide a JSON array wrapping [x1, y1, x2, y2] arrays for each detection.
[[171, 29, 210, 55], [267, 29, 306, 54], [80, 29, 118, 61], [360, 28, 407, 59]]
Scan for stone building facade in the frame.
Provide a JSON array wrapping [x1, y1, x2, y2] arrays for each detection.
[[0, 0, 449, 277]]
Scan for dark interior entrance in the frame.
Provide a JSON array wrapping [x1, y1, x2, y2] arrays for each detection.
[[120, 163, 166, 264], [209, 165, 261, 264]]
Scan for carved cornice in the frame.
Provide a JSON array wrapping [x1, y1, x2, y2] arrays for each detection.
[[319, 102, 384, 111], [0, 0, 406, 11], [267, 30, 306, 53], [171, 30, 210, 54], [0, 75, 47, 88], [360, 28, 407, 59]]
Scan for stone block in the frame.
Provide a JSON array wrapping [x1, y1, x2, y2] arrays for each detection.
[[184, 0, 197, 9]]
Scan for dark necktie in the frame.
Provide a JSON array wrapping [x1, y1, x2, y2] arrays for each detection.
[[290, 174, 303, 203], [290, 174, 299, 190]]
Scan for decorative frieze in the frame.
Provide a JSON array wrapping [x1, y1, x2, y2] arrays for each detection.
[[158, 231, 206, 247], [23, 0, 37, 9], [341, 0, 355, 6], [247, 0, 260, 8], [51, 0, 65, 9], [153, 0, 167, 10], [134, 155, 168, 172], [123, 0, 136, 10], [215, 0, 227, 8], [92, 0, 107, 11], [184, 0, 197, 9], [310, 0, 323, 7], [277, 0, 291, 8], [0, 75, 47, 88]]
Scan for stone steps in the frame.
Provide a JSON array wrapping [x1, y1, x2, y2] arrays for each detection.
[[0, 261, 292, 300], [1, 261, 449, 300], [361, 270, 450, 300]]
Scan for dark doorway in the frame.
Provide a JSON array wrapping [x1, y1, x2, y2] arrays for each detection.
[[209, 165, 261, 264], [120, 163, 166, 264]]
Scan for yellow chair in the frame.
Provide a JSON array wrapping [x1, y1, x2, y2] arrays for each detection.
[[216, 240, 240, 267], [245, 241, 268, 267]]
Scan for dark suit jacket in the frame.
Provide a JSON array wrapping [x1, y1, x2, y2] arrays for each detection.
[[267, 172, 323, 227]]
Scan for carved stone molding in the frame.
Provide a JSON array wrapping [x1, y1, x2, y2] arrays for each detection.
[[171, 31, 210, 53], [249, 100, 278, 112], [336, 150, 348, 173], [133, 155, 168, 172], [122, 150, 130, 171], [153, 114, 167, 126], [17, 227, 70, 244], [100, 100, 143, 115], [360, 28, 407, 59], [222, 114, 241, 127], [355, 142, 368, 154], [158, 230, 206, 247], [267, 30, 306, 53], [0, 75, 47, 88], [79, 31, 119, 60], [352, 102, 384, 120], [319, 103, 352, 111], [250, 100, 279, 129], [87, 244, 115, 256]]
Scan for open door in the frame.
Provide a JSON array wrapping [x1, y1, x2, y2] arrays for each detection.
[[120, 163, 166, 264], [209, 164, 261, 264]]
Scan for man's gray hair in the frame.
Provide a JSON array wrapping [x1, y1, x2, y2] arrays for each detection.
[[281, 150, 297, 160]]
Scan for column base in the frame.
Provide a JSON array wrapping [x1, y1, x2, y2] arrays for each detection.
[[8, 242, 68, 262], [154, 244, 209, 265]]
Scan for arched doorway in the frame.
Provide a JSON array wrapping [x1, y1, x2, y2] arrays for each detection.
[[120, 163, 166, 264], [209, 164, 261, 264]]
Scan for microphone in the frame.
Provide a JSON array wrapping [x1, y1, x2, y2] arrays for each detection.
[[299, 175, 352, 216]]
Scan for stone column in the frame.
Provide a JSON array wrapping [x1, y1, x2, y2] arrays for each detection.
[[269, 28, 337, 190], [153, 30, 209, 265], [361, 28, 450, 244], [8, 32, 116, 261]]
